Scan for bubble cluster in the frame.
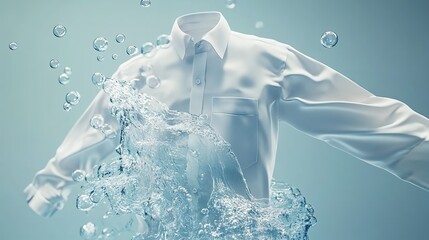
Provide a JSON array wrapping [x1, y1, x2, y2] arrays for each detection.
[[321, 31, 339, 48], [93, 37, 109, 52], [50, 59, 60, 69], [76, 78, 316, 239], [80, 222, 97, 239], [53, 25, 67, 38], [9, 42, 18, 50]]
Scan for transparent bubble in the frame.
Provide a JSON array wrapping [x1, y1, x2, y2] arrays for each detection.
[[49, 59, 60, 69], [101, 124, 116, 138], [77, 194, 95, 211], [64, 66, 72, 75], [115, 34, 126, 43], [58, 73, 70, 85], [89, 186, 105, 203], [72, 170, 86, 182], [126, 46, 138, 56], [201, 208, 209, 215], [146, 75, 160, 88], [53, 25, 67, 38], [320, 31, 338, 48], [97, 55, 104, 62], [112, 53, 118, 60], [65, 91, 81, 105], [156, 34, 171, 49], [140, 0, 151, 7], [92, 72, 106, 86], [225, 0, 236, 9], [63, 102, 72, 111], [9, 42, 18, 50], [80, 222, 97, 239], [255, 21, 264, 29], [93, 37, 109, 52], [90, 115, 104, 129], [141, 42, 155, 57]]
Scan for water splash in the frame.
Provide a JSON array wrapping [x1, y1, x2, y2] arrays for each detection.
[[76, 78, 316, 239]]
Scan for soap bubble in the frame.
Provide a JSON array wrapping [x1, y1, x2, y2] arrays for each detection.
[[9, 42, 18, 50], [66, 91, 81, 105], [63, 102, 72, 111], [320, 31, 338, 48], [255, 21, 264, 29], [92, 72, 106, 86], [53, 25, 67, 38], [156, 34, 171, 49], [97, 55, 104, 62], [141, 42, 155, 57], [50, 59, 60, 69], [140, 0, 151, 7], [126, 46, 138, 56], [64, 66, 72, 75], [80, 222, 97, 239], [76, 194, 95, 211], [93, 37, 108, 52], [90, 115, 104, 129], [58, 73, 70, 85], [72, 170, 86, 182], [112, 53, 118, 60], [146, 75, 160, 88], [115, 34, 126, 43], [225, 0, 236, 9]]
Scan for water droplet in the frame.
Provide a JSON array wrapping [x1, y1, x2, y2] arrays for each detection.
[[156, 34, 171, 49], [112, 53, 118, 60], [53, 25, 67, 38], [76, 194, 95, 211], [58, 73, 70, 85], [140, 0, 151, 7], [255, 21, 264, 29], [97, 55, 104, 62], [90, 114, 104, 129], [64, 66, 72, 75], [9, 42, 18, 50], [141, 42, 155, 57], [65, 91, 81, 105], [126, 46, 138, 56], [50, 59, 60, 69], [80, 222, 97, 239], [115, 34, 126, 43], [93, 37, 109, 52], [225, 0, 236, 9], [63, 102, 72, 111], [72, 170, 86, 182], [146, 75, 160, 88], [92, 72, 106, 86], [320, 31, 338, 48]]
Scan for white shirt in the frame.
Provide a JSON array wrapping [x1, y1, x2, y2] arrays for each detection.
[[25, 11, 429, 217]]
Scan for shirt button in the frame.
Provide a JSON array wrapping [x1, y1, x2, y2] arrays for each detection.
[[195, 78, 201, 85], [196, 42, 202, 49]]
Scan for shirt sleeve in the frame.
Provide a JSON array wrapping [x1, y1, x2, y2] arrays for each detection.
[[24, 72, 122, 217], [278, 44, 429, 191]]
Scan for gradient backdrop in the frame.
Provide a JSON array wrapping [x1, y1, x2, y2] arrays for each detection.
[[1, 0, 429, 239]]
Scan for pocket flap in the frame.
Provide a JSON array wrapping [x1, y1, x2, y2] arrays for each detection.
[[212, 97, 258, 115]]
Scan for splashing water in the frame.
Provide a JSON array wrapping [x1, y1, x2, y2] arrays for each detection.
[[76, 78, 316, 239]]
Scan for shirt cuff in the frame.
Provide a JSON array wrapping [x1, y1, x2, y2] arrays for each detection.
[[389, 139, 429, 191], [24, 184, 65, 217]]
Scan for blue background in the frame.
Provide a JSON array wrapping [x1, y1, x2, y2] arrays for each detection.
[[1, 0, 429, 239]]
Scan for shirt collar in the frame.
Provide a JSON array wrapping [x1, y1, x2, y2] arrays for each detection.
[[170, 11, 231, 59]]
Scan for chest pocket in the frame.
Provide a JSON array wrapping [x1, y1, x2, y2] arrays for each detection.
[[210, 97, 259, 170]]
